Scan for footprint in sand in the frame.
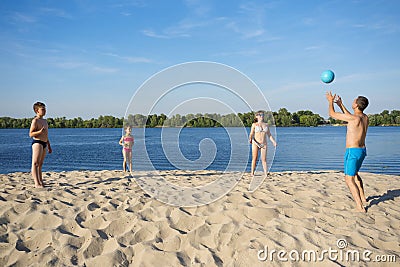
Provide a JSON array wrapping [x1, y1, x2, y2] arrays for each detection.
[[87, 202, 100, 211]]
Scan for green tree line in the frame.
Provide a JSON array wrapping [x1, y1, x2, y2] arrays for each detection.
[[1, 109, 399, 128], [0, 115, 124, 129], [328, 110, 400, 126]]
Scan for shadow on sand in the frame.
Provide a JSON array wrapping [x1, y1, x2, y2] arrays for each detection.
[[366, 189, 400, 209]]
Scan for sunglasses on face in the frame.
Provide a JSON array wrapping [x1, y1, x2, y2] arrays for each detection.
[[256, 113, 264, 117]]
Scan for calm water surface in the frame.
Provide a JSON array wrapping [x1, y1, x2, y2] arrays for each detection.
[[0, 127, 399, 175]]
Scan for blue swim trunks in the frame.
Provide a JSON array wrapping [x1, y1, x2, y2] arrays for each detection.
[[344, 148, 367, 176]]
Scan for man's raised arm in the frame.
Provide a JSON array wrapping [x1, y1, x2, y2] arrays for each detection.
[[326, 91, 355, 122], [335, 95, 351, 114]]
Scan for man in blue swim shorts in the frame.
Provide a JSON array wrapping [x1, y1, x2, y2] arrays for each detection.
[[326, 92, 369, 212]]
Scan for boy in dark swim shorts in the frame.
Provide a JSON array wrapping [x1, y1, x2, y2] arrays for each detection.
[[29, 102, 52, 188]]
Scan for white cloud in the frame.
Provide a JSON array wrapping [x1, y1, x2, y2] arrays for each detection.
[[140, 1, 271, 41], [110, 0, 147, 8], [352, 24, 366, 28], [222, 2, 269, 40], [141, 1, 213, 39], [55, 60, 118, 73], [103, 52, 152, 63], [11, 12, 37, 23], [38, 7, 73, 19], [350, 19, 399, 34], [305, 46, 321, 51], [120, 12, 132, 16], [213, 50, 259, 57], [91, 66, 119, 73], [340, 69, 400, 82], [55, 61, 87, 69], [302, 17, 315, 26], [142, 29, 169, 39], [269, 80, 321, 96], [183, 0, 211, 17], [142, 16, 212, 39]]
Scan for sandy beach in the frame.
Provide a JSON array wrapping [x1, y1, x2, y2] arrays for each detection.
[[0, 170, 399, 266]]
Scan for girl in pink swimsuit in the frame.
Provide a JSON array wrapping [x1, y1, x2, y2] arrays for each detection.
[[119, 126, 134, 174]]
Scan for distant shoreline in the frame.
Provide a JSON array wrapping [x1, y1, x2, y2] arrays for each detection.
[[1, 109, 399, 128]]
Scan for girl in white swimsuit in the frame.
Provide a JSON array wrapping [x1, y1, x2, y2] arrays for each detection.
[[249, 111, 277, 177]]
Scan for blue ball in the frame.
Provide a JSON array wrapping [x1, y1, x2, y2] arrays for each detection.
[[321, 70, 335, 83]]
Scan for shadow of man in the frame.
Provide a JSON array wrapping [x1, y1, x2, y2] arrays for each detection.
[[366, 189, 400, 210]]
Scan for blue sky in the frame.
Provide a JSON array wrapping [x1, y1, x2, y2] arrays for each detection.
[[1, 0, 399, 119]]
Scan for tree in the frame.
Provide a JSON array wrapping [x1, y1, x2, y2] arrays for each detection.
[[147, 114, 158, 128], [299, 114, 322, 127], [158, 114, 167, 126], [277, 108, 292, 127], [238, 112, 254, 127]]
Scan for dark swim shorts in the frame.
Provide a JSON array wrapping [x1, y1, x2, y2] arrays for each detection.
[[32, 139, 47, 149]]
